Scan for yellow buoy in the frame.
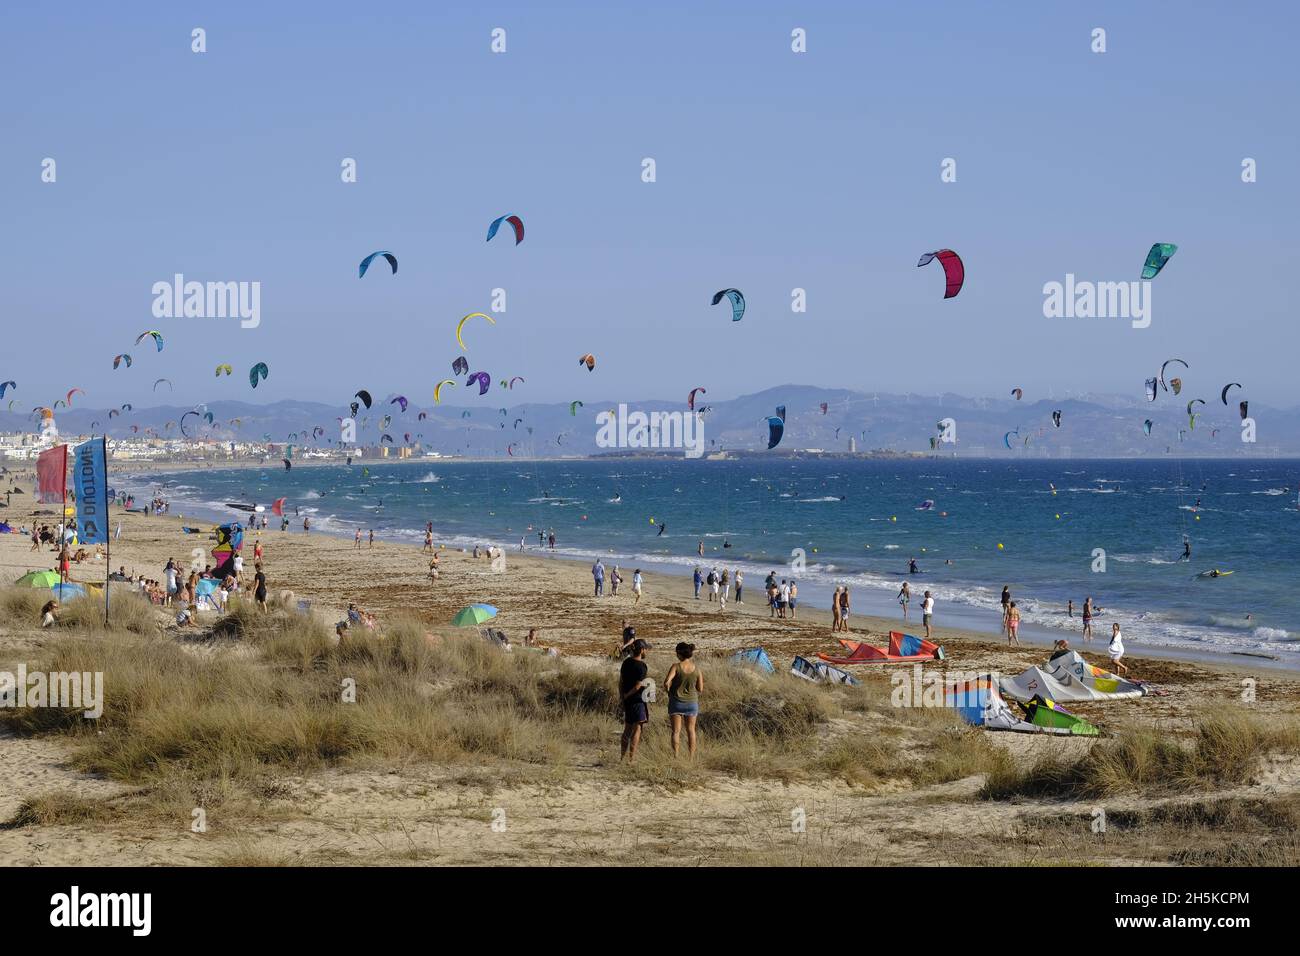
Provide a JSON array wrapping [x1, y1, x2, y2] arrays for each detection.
[[997, 543, 1005, 550]]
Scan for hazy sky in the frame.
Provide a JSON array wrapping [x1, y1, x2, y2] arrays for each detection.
[[4, 1, 1296, 412]]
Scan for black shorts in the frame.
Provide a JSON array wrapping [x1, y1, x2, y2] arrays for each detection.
[[623, 700, 648, 725]]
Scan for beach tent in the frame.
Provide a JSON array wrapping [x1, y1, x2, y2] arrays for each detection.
[[1000, 651, 1146, 703], [791, 655, 859, 686], [15, 570, 62, 589], [732, 647, 775, 674], [817, 632, 944, 665], [50, 582, 88, 601], [946, 677, 1098, 735]]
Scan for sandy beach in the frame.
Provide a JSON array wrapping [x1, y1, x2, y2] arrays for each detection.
[[3, 467, 1299, 868]]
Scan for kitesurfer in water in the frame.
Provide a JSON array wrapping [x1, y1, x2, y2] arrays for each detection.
[[1181, 537, 1192, 561], [908, 557, 920, 574]]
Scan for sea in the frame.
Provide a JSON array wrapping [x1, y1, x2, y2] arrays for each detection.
[[120, 457, 1300, 669]]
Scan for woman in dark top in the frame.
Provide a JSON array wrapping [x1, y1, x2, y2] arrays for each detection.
[[253, 561, 268, 611], [619, 639, 650, 761]]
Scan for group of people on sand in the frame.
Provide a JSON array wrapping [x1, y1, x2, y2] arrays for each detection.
[[617, 627, 702, 762], [999, 587, 1128, 674], [693, 566, 742, 609], [592, 558, 643, 603]]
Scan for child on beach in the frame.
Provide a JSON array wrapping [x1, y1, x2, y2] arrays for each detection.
[[1108, 623, 1128, 674]]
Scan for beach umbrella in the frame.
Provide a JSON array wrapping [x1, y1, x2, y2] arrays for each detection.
[[15, 570, 62, 588], [451, 604, 498, 627], [50, 582, 87, 600]]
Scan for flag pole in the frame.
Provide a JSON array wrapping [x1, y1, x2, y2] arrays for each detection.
[[103, 436, 111, 626]]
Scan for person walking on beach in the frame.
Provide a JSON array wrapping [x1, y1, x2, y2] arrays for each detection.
[[1082, 596, 1094, 642], [1006, 600, 1020, 646], [354, 529, 362, 549], [698, 540, 704, 558], [424, 529, 434, 553], [303, 516, 311, 533], [693, 566, 703, 599], [777, 579, 790, 619], [832, 586, 843, 631], [1067, 599, 1074, 618], [788, 580, 799, 619], [898, 580, 911, 619], [1000, 586, 1011, 633], [1108, 622, 1128, 675], [253, 540, 263, 562], [839, 586, 851, 632], [705, 567, 716, 602], [632, 568, 643, 604], [548, 531, 555, 551], [734, 569, 744, 604], [368, 529, 374, 549], [665, 642, 703, 758], [619, 639, 651, 761], [592, 557, 605, 597], [164, 558, 177, 607], [611, 564, 623, 596], [720, 567, 730, 605], [921, 590, 935, 641]]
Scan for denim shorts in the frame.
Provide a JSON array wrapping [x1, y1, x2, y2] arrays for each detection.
[[668, 697, 699, 717]]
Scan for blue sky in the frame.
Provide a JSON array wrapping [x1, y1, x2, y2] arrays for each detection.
[[3, 1, 1296, 412]]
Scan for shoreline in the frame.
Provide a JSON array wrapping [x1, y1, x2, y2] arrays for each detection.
[[85, 461, 1300, 677]]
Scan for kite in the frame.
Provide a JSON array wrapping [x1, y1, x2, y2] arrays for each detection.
[[0, 381, 14, 398], [507, 443, 518, 457], [215, 363, 232, 376], [1145, 377, 1158, 402], [1003, 430, 1017, 450], [434, 380, 455, 403], [135, 330, 165, 351], [65, 388, 84, 406], [711, 288, 746, 322], [249, 362, 269, 388], [513, 418, 523, 429], [766, 415, 785, 449], [1159, 359, 1187, 392], [1220, 383, 1241, 405], [1169, 378, 1183, 396], [380, 415, 392, 430], [380, 434, 393, 444], [390, 395, 408, 412], [508, 376, 524, 388], [403, 432, 412, 444], [359, 251, 397, 278], [570, 400, 583, 416], [1141, 243, 1178, 280], [486, 214, 524, 245], [456, 312, 495, 350], [1143, 419, 1153, 436], [468, 372, 491, 395], [578, 353, 596, 371], [153, 378, 173, 392], [179, 410, 200, 437], [461, 410, 472, 418], [1051, 410, 1062, 428], [452, 357, 469, 376], [1239, 400, 1249, 420], [688, 387, 707, 411], [113, 354, 132, 370], [417, 411, 428, 421], [354, 389, 373, 409], [121, 403, 132, 411], [108, 409, 120, 418], [1011, 388, 1023, 401], [819, 402, 828, 415], [1186, 399, 1205, 415], [916, 249, 964, 298]]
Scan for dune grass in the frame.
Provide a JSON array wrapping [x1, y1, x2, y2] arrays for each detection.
[[982, 709, 1300, 800]]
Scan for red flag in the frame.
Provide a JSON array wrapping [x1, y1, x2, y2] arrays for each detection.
[[35, 444, 67, 504]]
